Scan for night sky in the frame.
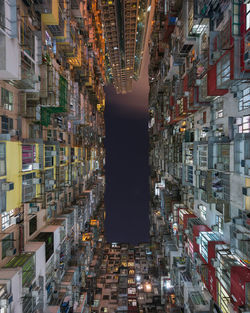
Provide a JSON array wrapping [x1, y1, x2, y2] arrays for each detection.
[[104, 49, 151, 244]]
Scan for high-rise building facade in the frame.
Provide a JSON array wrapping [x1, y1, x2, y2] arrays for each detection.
[[101, 0, 151, 94], [0, 0, 106, 312], [149, 0, 250, 312]]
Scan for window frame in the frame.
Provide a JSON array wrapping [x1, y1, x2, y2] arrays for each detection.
[[237, 115, 250, 133], [1, 116, 13, 134], [1, 209, 15, 231], [239, 86, 250, 111], [0, 143, 6, 176], [198, 204, 207, 220], [246, 4, 250, 31], [22, 144, 36, 171], [2, 232, 14, 259], [216, 53, 230, 88], [1, 88, 14, 111], [22, 173, 36, 202]]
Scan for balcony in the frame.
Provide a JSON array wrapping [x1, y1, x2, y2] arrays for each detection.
[[4, 253, 35, 288], [188, 290, 211, 313], [0, 0, 19, 80]]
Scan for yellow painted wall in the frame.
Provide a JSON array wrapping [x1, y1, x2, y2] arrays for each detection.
[[41, 0, 59, 25], [5, 141, 22, 212]]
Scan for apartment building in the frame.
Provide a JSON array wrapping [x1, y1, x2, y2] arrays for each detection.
[[149, 0, 250, 312], [100, 0, 151, 94], [0, 0, 106, 312]]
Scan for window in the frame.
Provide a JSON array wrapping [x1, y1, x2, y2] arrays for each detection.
[[198, 204, 207, 220], [239, 86, 250, 111], [45, 146, 54, 167], [1, 210, 15, 231], [1, 116, 13, 134], [22, 173, 36, 202], [0, 0, 5, 29], [198, 145, 208, 169], [0, 143, 6, 176], [1, 88, 13, 111], [102, 295, 109, 300], [247, 4, 250, 31], [216, 215, 223, 234], [29, 216, 37, 236], [2, 233, 14, 259], [0, 180, 6, 213], [60, 147, 66, 164], [45, 168, 54, 192], [22, 145, 36, 171], [216, 54, 230, 88], [237, 116, 250, 133], [47, 129, 52, 141]]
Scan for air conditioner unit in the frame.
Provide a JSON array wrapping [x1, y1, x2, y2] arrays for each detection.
[[235, 232, 243, 240], [211, 225, 219, 232], [215, 163, 224, 171], [32, 163, 40, 170], [195, 79, 202, 86], [195, 170, 201, 175], [197, 119, 204, 125], [9, 129, 18, 137], [0, 299, 8, 307], [31, 206, 39, 213], [241, 159, 250, 168], [196, 237, 201, 244], [211, 258, 219, 267], [33, 178, 41, 184], [6, 248, 16, 257], [48, 180, 55, 185], [22, 287, 30, 295], [10, 216, 18, 225], [242, 187, 250, 196], [184, 91, 190, 97], [212, 51, 220, 60], [214, 191, 224, 200], [2, 182, 14, 191], [211, 124, 218, 131], [184, 229, 189, 234], [32, 290, 39, 297], [51, 151, 57, 157]]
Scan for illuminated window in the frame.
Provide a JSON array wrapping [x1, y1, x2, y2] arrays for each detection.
[[22, 145, 36, 171], [237, 116, 250, 133], [216, 215, 223, 234], [1, 210, 15, 231], [128, 262, 134, 267], [216, 54, 230, 88], [128, 278, 135, 284], [129, 269, 134, 275], [198, 204, 207, 220], [239, 85, 250, 111]]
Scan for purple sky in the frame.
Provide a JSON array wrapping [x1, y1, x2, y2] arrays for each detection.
[[103, 2, 155, 244], [104, 53, 151, 244]]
